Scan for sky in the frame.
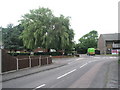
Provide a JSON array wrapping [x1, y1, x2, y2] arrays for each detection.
[[0, 0, 119, 43]]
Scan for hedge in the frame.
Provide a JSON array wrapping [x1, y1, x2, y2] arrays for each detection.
[[8, 52, 63, 56], [8, 52, 30, 56], [34, 52, 62, 56]]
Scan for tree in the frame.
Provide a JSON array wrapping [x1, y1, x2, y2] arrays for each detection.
[[2, 24, 24, 50], [19, 7, 75, 52], [46, 15, 74, 51], [19, 7, 54, 49], [76, 30, 98, 54]]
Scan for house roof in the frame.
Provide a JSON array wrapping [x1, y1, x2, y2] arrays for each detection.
[[101, 33, 120, 41]]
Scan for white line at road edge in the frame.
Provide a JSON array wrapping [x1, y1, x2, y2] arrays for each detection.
[[35, 84, 46, 89], [57, 69, 76, 79]]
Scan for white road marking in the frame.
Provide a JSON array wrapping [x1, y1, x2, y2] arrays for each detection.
[[68, 62, 74, 64], [76, 58, 80, 61], [57, 69, 76, 79], [68, 58, 84, 64], [35, 84, 46, 89], [79, 63, 88, 68], [94, 57, 100, 58], [88, 60, 99, 63], [76, 58, 84, 60]]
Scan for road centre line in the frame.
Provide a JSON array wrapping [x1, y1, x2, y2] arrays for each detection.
[[68, 62, 74, 64], [68, 58, 83, 64], [94, 57, 100, 58], [76, 58, 84, 60], [57, 69, 76, 79], [79, 63, 88, 68], [34, 84, 46, 89], [88, 60, 99, 63], [79, 60, 100, 69]]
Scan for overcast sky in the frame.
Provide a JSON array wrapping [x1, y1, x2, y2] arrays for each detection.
[[0, 0, 119, 43]]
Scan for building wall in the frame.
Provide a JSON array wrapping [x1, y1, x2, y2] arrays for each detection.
[[98, 33, 120, 54], [105, 41, 113, 54], [98, 35, 106, 54]]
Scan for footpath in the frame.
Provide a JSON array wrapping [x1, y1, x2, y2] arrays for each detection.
[[106, 60, 118, 88], [1, 60, 67, 82]]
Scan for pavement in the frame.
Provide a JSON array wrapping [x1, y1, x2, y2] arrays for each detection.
[[105, 60, 118, 88], [1, 60, 67, 82]]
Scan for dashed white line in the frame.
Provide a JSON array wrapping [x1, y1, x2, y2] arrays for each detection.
[[57, 69, 76, 79], [68, 58, 84, 64], [80, 63, 88, 68], [76, 58, 84, 60], [68, 62, 74, 64], [35, 84, 46, 89], [88, 60, 99, 63], [75, 58, 80, 61], [94, 57, 100, 58]]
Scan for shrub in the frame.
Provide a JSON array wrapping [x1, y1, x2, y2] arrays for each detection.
[[8, 52, 63, 56], [8, 52, 30, 56], [34, 52, 62, 56]]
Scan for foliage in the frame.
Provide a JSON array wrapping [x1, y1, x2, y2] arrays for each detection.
[[46, 15, 74, 51], [2, 24, 24, 50], [19, 8, 54, 49], [8, 52, 62, 56], [34, 52, 62, 56], [76, 30, 98, 54], [19, 7, 75, 51]]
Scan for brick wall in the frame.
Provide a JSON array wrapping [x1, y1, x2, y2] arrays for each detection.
[[98, 35, 106, 54]]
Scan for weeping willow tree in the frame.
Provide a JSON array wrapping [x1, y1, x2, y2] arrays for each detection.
[[19, 7, 54, 49], [46, 15, 74, 51], [19, 7, 74, 51]]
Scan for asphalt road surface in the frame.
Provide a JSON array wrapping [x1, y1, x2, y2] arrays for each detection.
[[2, 55, 118, 89]]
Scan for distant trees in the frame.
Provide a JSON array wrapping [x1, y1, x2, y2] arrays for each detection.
[[76, 30, 98, 54], [2, 24, 24, 50], [19, 7, 75, 52]]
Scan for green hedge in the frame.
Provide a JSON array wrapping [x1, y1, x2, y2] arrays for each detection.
[[34, 52, 62, 56], [8, 52, 62, 56], [8, 52, 30, 56]]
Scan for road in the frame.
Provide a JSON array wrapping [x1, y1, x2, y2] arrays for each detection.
[[2, 55, 118, 89]]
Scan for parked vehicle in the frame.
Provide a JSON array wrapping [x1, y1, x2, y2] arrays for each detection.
[[87, 48, 95, 56]]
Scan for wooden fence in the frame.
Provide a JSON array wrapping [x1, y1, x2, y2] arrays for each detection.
[[2, 49, 52, 73]]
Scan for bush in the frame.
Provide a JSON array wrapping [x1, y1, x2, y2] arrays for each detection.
[[34, 52, 62, 56], [8, 52, 63, 56], [8, 52, 30, 56]]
